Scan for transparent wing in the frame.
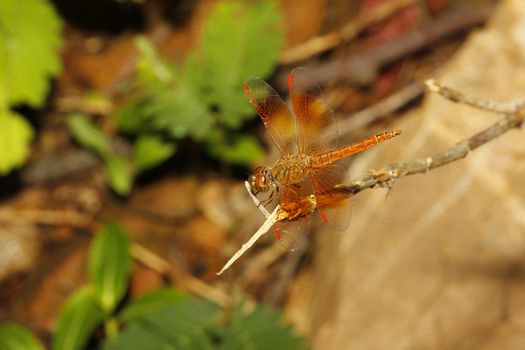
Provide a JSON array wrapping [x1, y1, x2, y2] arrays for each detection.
[[244, 77, 298, 155], [310, 164, 352, 231], [276, 217, 311, 251], [289, 67, 339, 155]]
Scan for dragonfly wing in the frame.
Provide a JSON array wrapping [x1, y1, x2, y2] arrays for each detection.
[[276, 217, 311, 251], [274, 183, 314, 249], [289, 67, 339, 155], [244, 77, 298, 155], [310, 164, 352, 231]]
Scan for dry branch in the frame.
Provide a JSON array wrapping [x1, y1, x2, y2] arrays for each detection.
[[217, 80, 525, 275], [342, 80, 525, 196]]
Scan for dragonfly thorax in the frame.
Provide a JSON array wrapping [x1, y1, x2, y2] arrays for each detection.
[[271, 154, 313, 186]]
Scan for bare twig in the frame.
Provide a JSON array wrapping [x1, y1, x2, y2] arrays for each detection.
[[342, 80, 525, 196], [279, 0, 417, 64], [218, 80, 525, 275]]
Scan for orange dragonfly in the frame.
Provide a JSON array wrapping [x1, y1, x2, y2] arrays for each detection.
[[244, 68, 401, 245]]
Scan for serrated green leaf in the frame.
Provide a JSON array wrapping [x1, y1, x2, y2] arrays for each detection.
[[208, 134, 263, 165], [133, 134, 176, 171], [88, 223, 132, 312], [220, 305, 309, 350], [67, 114, 111, 157], [52, 286, 106, 350], [0, 0, 62, 108], [103, 324, 173, 350], [0, 322, 45, 350], [119, 288, 185, 324], [105, 297, 220, 350], [105, 155, 133, 195], [0, 110, 33, 174], [198, 0, 284, 127]]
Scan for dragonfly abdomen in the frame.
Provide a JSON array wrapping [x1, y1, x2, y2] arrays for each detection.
[[315, 130, 402, 167]]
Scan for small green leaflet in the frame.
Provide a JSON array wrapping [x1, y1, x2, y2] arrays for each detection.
[[105, 155, 133, 196], [51, 286, 106, 350], [0, 322, 45, 350], [88, 223, 132, 312], [133, 134, 176, 171], [0, 111, 34, 175], [67, 114, 111, 157]]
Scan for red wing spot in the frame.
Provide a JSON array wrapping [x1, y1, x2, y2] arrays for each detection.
[[320, 211, 328, 224], [244, 84, 250, 95], [288, 73, 293, 89], [275, 227, 281, 240]]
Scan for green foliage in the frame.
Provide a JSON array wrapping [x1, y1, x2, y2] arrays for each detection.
[[219, 305, 308, 350], [104, 155, 133, 196], [0, 0, 62, 107], [0, 0, 62, 174], [115, 0, 283, 165], [133, 134, 176, 171], [105, 297, 220, 350], [119, 288, 185, 323], [14, 223, 308, 349], [199, 0, 283, 128], [67, 114, 133, 195], [52, 286, 107, 350], [105, 293, 308, 350], [88, 224, 132, 312], [67, 114, 111, 157], [0, 110, 34, 174], [0, 322, 45, 350]]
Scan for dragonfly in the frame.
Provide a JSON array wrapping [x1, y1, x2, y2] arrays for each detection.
[[244, 67, 401, 246]]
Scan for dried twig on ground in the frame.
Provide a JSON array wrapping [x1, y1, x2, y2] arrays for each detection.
[[279, 0, 417, 64], [298, 6, 491, 87], [131, 243, 232, 307], [336, 81, 424, 137], [217, 80, 525, 275]]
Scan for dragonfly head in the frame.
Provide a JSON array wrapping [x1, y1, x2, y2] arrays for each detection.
[[250, 166, 273, 194]]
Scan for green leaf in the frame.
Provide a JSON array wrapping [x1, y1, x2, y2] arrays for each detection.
[[134, 36, 173, 85], [103, 324, 172, 350], [0, 322, 45, 350], [104, 297, 220, 350], [133, 135, 176, 171], [208, 134, 263, 165], [67, 114, 111, 157], [52, 286, 106, 350], [198, 0, 284, 127], [119, 288, 186, 323], [88, 223, 132, 312], [0, 110, 33, 174], [105, 155, 133, 196], [0, 0, 62, 108], [219, 305, 308, 350]]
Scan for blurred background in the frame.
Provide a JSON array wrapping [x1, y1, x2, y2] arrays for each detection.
[[2, 0, 525, 349]]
